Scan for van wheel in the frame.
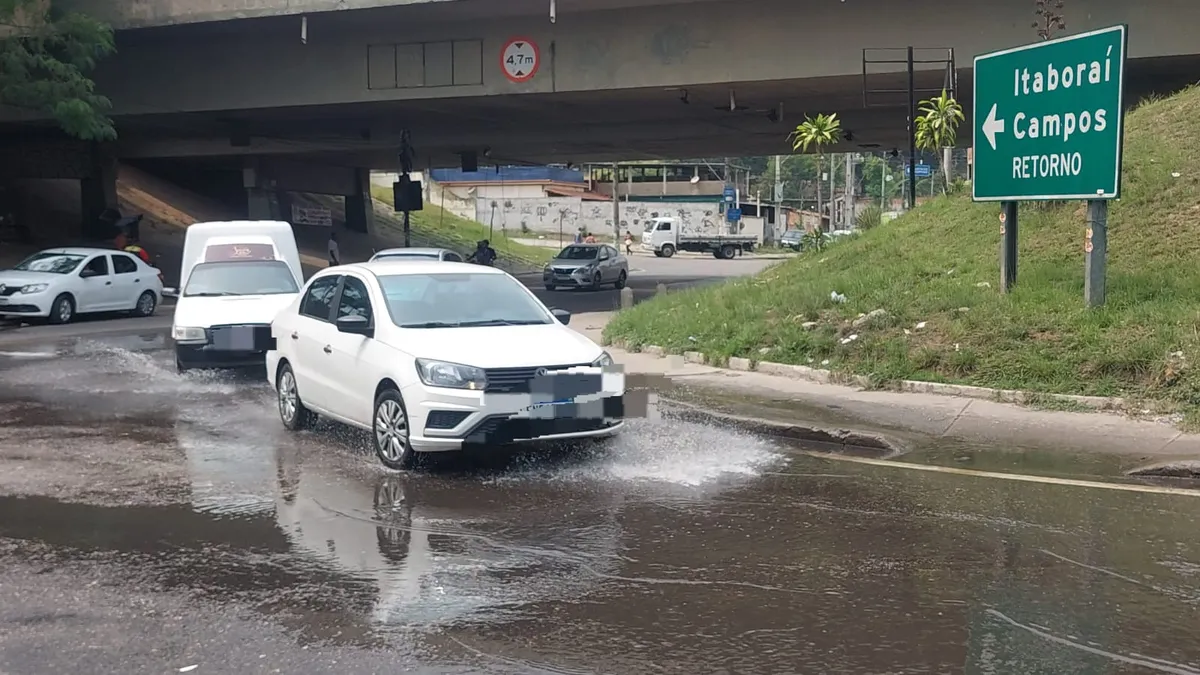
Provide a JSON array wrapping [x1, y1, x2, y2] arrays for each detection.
[[48, 294, 74, 325], [660, 244, 675, 258], [277, 363, 315, 431], [373, 388, 415, 470]]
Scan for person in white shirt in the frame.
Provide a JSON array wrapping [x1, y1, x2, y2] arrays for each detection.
[[327, 232, 340, 266]]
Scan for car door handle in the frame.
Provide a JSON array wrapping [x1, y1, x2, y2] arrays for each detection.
[[322, 345, 332, 354], [290, 332, 299, 340], [104, 281, 112, 285], [133, 278, 140, 283]]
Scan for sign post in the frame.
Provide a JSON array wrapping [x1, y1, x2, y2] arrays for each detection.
[[972, 25, 1127, 305]]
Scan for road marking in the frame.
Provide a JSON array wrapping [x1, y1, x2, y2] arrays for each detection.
[[797, 450, 1200, 497]]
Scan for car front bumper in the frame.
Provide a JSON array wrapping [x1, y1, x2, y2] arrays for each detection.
[[0, 293, 52, 317], [175, 326, 276, 370], [543, 268, 597, 287], [402, 372, 626, 452]]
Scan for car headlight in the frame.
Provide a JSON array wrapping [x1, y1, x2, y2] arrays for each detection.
[[172, 326, 207, 343], [18, 283, 48, 294], [415, 358, 487, 390], [592, 351, 614, 367]]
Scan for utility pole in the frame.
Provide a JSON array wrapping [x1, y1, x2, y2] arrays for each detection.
[[907, 45, 917, 211], [610, 162, 620, 241], [844, 153, 854, 229], [828, 154, 837, 230], [773, 155, 783, 238]]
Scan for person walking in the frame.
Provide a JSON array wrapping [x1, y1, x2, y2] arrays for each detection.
[[327, 231, 340, 267], [623, 231, 633, 255], [467, 240, 497, 266]]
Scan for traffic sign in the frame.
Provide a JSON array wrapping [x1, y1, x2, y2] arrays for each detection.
[[914, 164, 931, 178], [722, 186, 736, 203], [726, 207, 742, 222], [501, 37, 540, 83], [972, 25, 1127, 202]]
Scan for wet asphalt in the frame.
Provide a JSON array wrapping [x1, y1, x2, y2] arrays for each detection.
[[3, 329, 1200, 674]]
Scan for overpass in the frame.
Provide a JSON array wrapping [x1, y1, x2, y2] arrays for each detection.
[[3, 0, 1199, 230]]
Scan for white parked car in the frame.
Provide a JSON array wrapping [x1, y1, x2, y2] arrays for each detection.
[[265, 261, 625, 469], [369, 247, 465, 263], [0, 247, 163, 324]]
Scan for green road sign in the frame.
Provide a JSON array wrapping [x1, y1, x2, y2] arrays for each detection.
[[973, 26, 1127, 202]]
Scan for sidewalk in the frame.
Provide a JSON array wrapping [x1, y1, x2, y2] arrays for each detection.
[[570, 311, 1200, 459]]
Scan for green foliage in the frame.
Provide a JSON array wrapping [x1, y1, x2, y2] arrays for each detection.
[[0, 0, 116, 140], [801, 229, 827, 252], [855, 204, 883, 230], [605, 85, 1200, 414], [789, 113, 841, 154], [915, 90, 964, 191]]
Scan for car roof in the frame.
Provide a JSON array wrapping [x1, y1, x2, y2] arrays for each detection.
[[326, 260, 507, 278], [373, 247, 453, 256], [37, 247, 121, 256], [562, 243, 604, 248]]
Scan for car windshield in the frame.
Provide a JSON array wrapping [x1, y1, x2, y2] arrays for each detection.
[[381, 273, 553, 328], [12, 252, 86, 274], [183, 261, 299, 297], [556, 246, 598, 260]]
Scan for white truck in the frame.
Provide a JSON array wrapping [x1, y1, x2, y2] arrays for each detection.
[[640, 216, 757, 259]]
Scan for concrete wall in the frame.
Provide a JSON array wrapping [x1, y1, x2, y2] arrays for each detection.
[[478, 196, 732, 237], [475, 184, 546, 199], [78, 0, 1200, 116]]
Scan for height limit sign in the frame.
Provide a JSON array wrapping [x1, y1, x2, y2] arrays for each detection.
[[501, 38, 540, 83]]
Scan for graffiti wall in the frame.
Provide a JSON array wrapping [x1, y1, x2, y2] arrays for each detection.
[[476, 197, 728, 237]]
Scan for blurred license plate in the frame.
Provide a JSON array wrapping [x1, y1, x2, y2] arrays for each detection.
[[212, 326, 257, 350]]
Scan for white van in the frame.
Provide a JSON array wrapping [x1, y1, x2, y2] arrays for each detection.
[[171, 221, 304, 372]]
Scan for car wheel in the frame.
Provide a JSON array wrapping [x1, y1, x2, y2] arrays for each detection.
[[134, 291, 157, 317], [591, 271, 603, 289], [277, 363, 315, 431], [614, 270, 627, 289], [544, 283, 556, 291], [660, 244, 675, 258], [373, 388, 415, 470], [48, 294, 74, 325]]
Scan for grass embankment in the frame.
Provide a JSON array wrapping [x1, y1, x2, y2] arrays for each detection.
[[606, 85, 1200, 414], [368, 185, 554, 268]]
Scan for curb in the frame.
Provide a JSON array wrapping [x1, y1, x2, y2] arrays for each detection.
[[613, 340, 1126, 412], [658, 397, 902, 458]]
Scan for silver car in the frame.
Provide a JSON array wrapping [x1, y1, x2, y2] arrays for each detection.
[[369, 247, 465, 263], [543, 243, 628, 291]]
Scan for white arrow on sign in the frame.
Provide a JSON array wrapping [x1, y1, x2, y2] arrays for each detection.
[[982, 103, 1005, 151]]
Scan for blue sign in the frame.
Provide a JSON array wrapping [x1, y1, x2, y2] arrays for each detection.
[[722, 186, 736, 203], [726, 207, 742, 222], [911, 163, 932, 178]]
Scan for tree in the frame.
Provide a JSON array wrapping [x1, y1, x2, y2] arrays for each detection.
[[789, 113, 841, 228], [1033, 0, 1066, 40], [0, 0, 116, 140], [914, 91, 964, 192]]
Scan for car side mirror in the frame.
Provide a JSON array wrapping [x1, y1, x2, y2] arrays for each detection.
[[79, 268, 99, 278], [551, 308, 571, 325], [336, 314, 373, 336]]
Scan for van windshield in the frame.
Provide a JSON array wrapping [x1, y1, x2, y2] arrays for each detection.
[[183, 261, 299, 297]]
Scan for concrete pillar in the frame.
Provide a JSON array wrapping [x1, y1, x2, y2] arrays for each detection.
[[80, 149, 118, 240], [344, 168, 373, 235], [246, 188, 273, 220]]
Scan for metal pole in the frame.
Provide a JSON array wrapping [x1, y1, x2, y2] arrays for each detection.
[[881, 159, 886, 210], [774, 154, 783, 238], [907, 46, 917, 210], [1084, 200, 1108, 307], [828, 154, 836, 230], [1000, 201, 1018, 292]]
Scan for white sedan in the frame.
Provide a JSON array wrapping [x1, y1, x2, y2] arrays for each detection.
[[266, 260, 625, 469], [0, 247, 163, 324]]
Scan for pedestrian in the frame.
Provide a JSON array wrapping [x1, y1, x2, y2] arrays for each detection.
[[623, 231, 633, 255], [328, 231, 340, 267], [467, 239, 497, 266], [584, 232, 597, 244], [573, 229, 584, 244]]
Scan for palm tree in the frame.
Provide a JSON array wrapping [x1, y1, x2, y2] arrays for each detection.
[[914, 90, 964, 192], [789, 113, 841, 230]]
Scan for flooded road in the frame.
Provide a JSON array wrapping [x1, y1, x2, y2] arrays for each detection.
[[3, 332, 1200, 674]]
